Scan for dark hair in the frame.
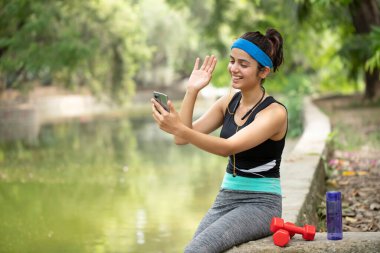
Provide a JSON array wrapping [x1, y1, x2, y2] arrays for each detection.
[[240, 28, 284, 73]]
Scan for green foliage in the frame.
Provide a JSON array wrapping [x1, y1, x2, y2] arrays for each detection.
[[0, 0, 150, 102], [339, 34, 372, 80], [211, 58, 230, 87], [1, 0, 378, 100], [295, 0, 380, 98], [186, 0, 365, 96], [269, 70, 314, 95], [134, 0, 203, 88], [282, 94, 304, 138], [365, 26, 380, 74]]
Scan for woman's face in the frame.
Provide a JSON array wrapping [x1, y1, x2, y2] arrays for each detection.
[[228, 48, 264, 90]]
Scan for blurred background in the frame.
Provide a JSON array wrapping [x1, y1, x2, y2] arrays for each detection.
[[0, 0, 379, 252]]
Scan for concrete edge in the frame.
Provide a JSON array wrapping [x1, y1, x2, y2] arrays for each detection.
[[227, 232, 380, 253], [281, 96, 331, 225]]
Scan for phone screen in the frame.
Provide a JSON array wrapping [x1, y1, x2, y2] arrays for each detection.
[[153, 91, 170, 112]]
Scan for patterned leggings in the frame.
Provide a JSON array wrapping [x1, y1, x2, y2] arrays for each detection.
[[184, 189, 282, 253]]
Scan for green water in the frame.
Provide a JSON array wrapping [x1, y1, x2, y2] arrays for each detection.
[[0, 116, 226, 253]]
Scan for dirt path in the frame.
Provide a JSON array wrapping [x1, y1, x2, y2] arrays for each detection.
[[314, 95, 380, 232]]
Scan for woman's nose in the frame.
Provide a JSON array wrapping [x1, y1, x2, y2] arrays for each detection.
[[230, 63, 239, 73]]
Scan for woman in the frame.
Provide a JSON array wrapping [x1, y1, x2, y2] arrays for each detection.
[[151, 28, 286, 253]]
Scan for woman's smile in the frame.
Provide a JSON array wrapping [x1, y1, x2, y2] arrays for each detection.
[[232, 76, 243, 83]]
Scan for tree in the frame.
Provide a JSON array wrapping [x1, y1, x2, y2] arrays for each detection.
[[349, 0, 380, 99], [0, 0, 150, 102], [165, 0, 380, 99], [134, 0, 204, 89], [297, 0, 380, 100]]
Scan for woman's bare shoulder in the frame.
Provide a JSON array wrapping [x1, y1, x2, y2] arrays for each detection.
[[216, 89, 239, 113], [257, 99, 287, 121]]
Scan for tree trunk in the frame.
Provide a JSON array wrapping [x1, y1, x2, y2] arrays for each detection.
[[349, 0, 380, 100], [365, 69, 380, 100]]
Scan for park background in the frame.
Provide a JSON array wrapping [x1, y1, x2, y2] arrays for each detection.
[[0, 0, 379, 252]]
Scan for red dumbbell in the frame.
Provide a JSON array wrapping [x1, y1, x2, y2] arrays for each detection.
[[273, 229, 290, 247], [285, 222, 296, 238], [270, 217, 316, 241], [272, 222, 295, 247]]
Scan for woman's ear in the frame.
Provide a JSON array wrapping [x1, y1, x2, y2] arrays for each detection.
[[259, 67, 271, 79]]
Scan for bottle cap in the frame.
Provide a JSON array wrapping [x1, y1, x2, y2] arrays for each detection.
[[326, 191, 341, 201]]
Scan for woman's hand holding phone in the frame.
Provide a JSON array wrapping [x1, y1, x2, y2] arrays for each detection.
[[151, 97, 184, 136], [187, 55, 217, 92]]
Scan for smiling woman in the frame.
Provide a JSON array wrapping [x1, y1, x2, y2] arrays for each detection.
[[151, 28, 288, 253]]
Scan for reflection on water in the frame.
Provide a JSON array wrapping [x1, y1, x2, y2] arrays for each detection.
[[0, 116, 226, 253]]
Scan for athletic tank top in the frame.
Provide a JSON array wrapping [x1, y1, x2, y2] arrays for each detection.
[[220, 92, 287, 179]]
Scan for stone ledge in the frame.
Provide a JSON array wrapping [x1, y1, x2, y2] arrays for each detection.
[[280, 97, 331, 225], [227, 232, 380, 253]]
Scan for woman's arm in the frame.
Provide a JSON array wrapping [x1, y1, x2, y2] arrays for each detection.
[[152, 99, 287, 157], [174, 56, 218, 144], [174, 89, 198, 144], [175, 93, 230, 145]]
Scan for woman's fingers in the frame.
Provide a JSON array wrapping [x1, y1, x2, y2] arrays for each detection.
[[167, 100, 175, 114], [151, 103, 161, 121], [200, 55, 209, 70], [151, 98, 166, 116], [152, 107, 160, 123], [193, 57, 200, 71], [151, 98, 171, 120], [151, 99, 175, 133], [151, 102, 167, 130], [203, 55, 217, 73], [195, 55, 217, 73], [207, 56, 217, 73]]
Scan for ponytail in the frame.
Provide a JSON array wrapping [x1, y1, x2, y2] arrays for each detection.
[[265, 28, 283, 72]]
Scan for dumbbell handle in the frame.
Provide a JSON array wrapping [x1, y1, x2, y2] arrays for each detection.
[[285, 222, 295, 238], [283, 223, 306, 234]]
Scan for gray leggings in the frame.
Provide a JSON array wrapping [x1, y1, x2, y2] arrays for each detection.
[[184, 189, 282, 253]]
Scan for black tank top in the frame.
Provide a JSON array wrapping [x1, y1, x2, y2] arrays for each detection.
[[220, 92, 287, 178]]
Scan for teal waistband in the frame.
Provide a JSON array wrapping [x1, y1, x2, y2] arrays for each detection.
[[221, 173, 282, 195]]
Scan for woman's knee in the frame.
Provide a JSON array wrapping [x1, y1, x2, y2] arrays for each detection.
[[184, 236, 224, 253], [184, 241, 209, 253]]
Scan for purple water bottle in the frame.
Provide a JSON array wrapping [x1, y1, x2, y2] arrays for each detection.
[[326, 191, 343, 240]]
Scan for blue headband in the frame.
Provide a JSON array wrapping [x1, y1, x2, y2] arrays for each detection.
[[231, 38, 273, 68]]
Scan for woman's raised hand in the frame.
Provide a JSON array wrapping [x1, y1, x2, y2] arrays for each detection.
[[187, 55, 217, 92]]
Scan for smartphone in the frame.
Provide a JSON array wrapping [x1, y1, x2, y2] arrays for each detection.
[[153, 91, 170, 112]]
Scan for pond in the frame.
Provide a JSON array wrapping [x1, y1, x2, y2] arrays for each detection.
[[0, 115, 227, 253]]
